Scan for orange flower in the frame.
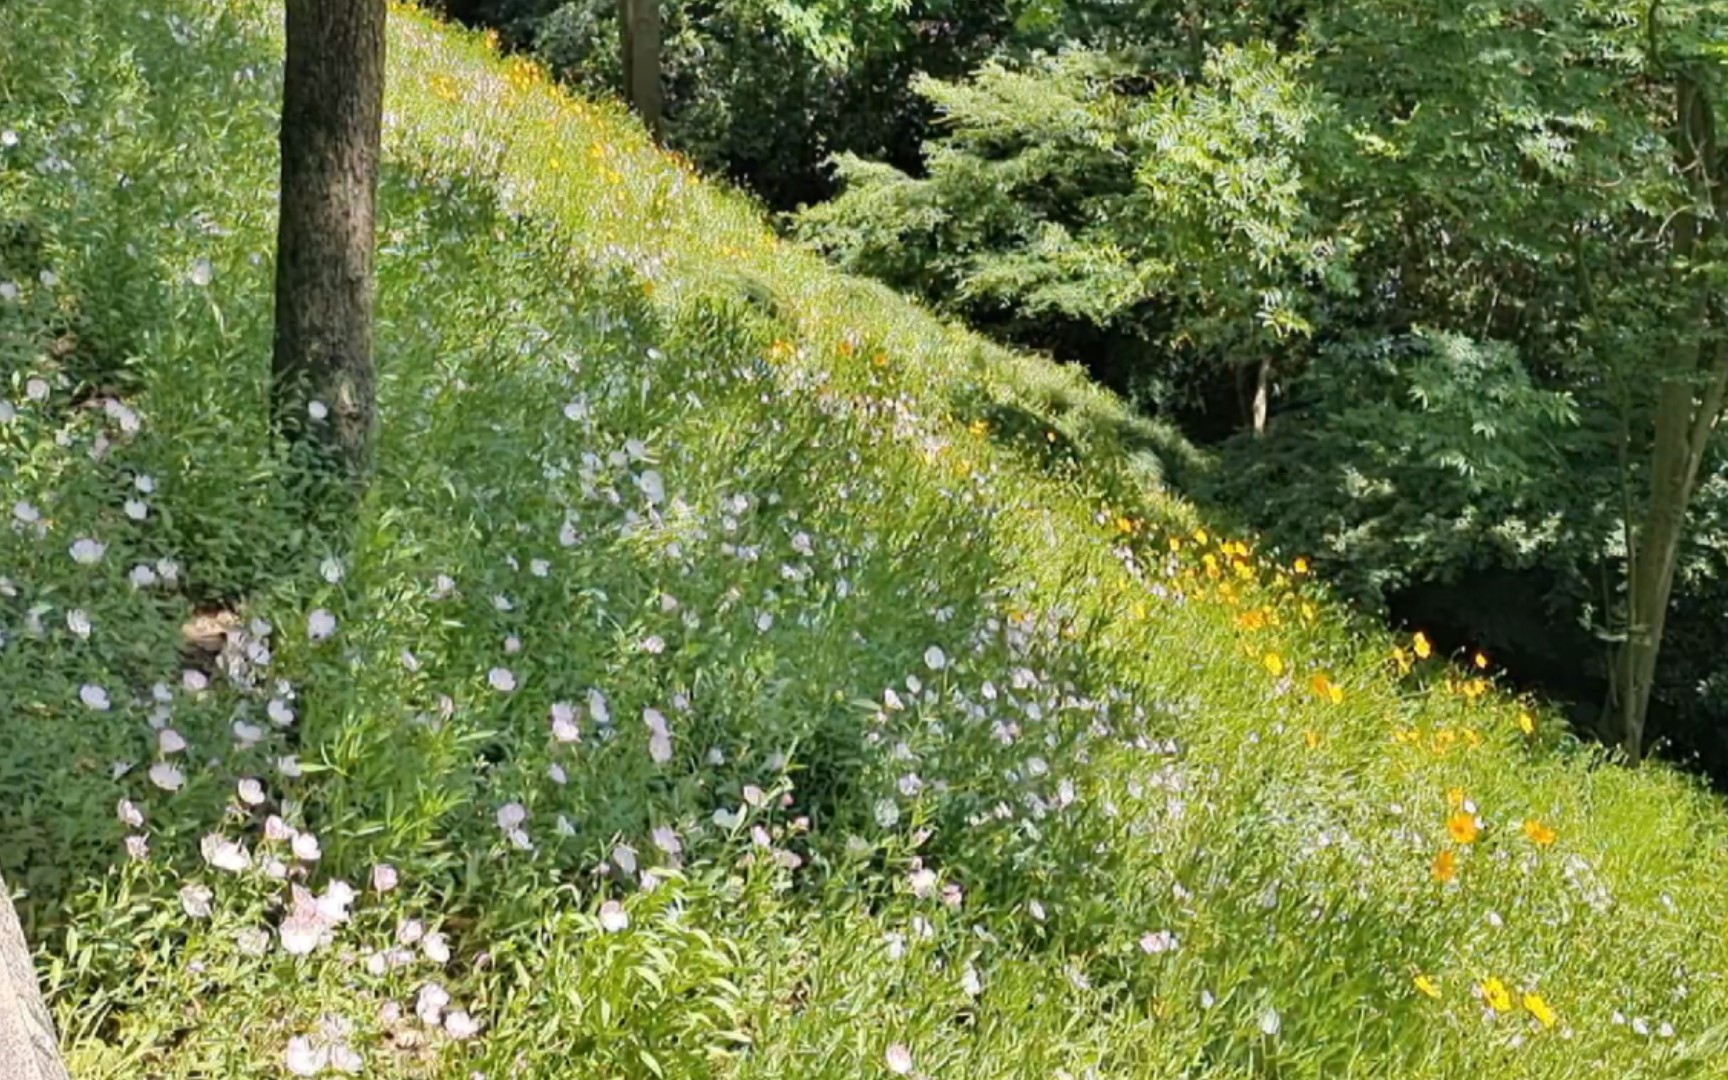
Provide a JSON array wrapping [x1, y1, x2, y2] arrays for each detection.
[[1447, 811, 1481, 845], [1522, 819, 1557, 846], [1413, 632, 1433, 660], [1309, 673, 1344, 704], [1431, 849, 1457, 883]]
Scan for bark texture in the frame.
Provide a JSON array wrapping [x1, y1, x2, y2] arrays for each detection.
[[0, 882, 67, 1080], [273, 0, 387, 491], [619, 0, 663, 139], [1618, 70, 1728, 762]]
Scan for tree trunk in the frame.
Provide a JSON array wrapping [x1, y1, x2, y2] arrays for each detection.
[[0, 881, 67, 1080], [1251, 354, 1272, 437], [273, 0, 387, 505], [620, 0, 663, 139], [1617, 70, 1728, 762]]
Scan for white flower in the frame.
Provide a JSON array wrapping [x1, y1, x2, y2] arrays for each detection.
[[117, 799, 144, 828], [125, 835, 150, 860], [756, 611, 774, 633], [128, 563, 158, 588], [588, 688, 611, 725], [415, 982, 451, 1025], [422, 931, 451, 964], [319, 557, 344, 583], [371, 863, 399, 893], [26, 377, 49, 401], [237, 778, 266, 806], [598, 900, 629, 932], [158, 728, 187, 755], [148, 761, 184, 791], [12, 501, 39, 525], [307, 400, 329, 421], [124, 499, 149, 521], [488, 667, 516, 692], [292, 832, 322, 861], [444, 1010, 481, 1040], [284, 1035, 326, 1076], [179, 883, 213, 919], [189, 258, 213, 287], [924, 646, 947, 671], [70, 538, 106, 565], [530, 557, 550, 577], [268, 698, 295, 726], [0, 130, 14, 148], [551, 701, 580, 742], [638, 470, 666, 504], [183, 669, 208, 693], [874, 799, 900, 828], [612, 845, 638, 875], [885, 1043, 914, 1075], [134, 474, 155, 494], [201, 834, 251, 873], [79, 683, 110, 710], [649, 733, 673, 763], [307, 609, 337, 640], [280, 912, 323, 956], [232, 720, 264, 748], [652, 826, 682, 856], [1259, 1005, 1282, 1037], [496, 802, 527, 831], [547, 762, 567, 785], [328, 1044, 363, 1074], [1139, 930, 1178, 955]]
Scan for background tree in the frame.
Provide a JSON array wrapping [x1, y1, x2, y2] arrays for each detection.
[[618, 0, 662, 138], [0, 876, 66, 1080], [273, 0, 388, 509]]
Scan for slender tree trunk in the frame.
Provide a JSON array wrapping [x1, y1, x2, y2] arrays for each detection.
[[0, 881, 67, 1080], [273, 0, 387, 505], [1251, 354, 1272, 437], [1617, 70, 1728, 762], [620, 0, 663, 139]]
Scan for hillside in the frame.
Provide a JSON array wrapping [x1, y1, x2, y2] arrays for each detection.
[[2, 1, 1727, 1077]]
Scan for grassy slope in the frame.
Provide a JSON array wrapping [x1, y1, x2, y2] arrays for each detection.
[[2, 0, 1727, 1077]]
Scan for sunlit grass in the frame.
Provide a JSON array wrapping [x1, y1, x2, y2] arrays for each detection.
[[1, 0, 1726, 1077]]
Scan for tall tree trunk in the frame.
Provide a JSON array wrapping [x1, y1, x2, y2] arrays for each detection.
[[1617, 70, 1728, 762], [620, 0, 663, 139], [0, 881, 67, 1080], [273, 0, 386, 506]]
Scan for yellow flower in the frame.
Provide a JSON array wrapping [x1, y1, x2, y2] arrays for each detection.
[[1303, 729, 1322, 750], [1523, 992, 1556, 1028], [1263, 652, 1285, 677], [1480, 977, 1512, 1013], [1310, 673, 1345, 704], [1414, 974, 1442, 1000], [1446, 786, 1465, 810], [1518, 711, 1536, 736], [1413, 632, 1433, 660], [1431, 849, 1457, 883], [1473, 650, 1489, 670], [1447, 811, 1481, 845], [1293, 556, 1310, 574], [1522, 819, 1557, 846]]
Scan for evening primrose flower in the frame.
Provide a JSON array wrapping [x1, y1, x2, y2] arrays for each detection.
[[598, 900, 629, 932]]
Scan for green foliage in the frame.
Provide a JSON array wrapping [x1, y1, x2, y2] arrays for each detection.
[[12, 1, 1728, 1079]]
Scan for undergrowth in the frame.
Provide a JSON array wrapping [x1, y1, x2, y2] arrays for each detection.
[[1, 1, 1726, 1077]]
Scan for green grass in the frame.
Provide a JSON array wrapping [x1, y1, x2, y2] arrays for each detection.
[[3, 1, 1728, 1077]]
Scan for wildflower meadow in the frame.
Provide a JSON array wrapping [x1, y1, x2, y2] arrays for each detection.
[[2, 1, 1728, 1077]]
